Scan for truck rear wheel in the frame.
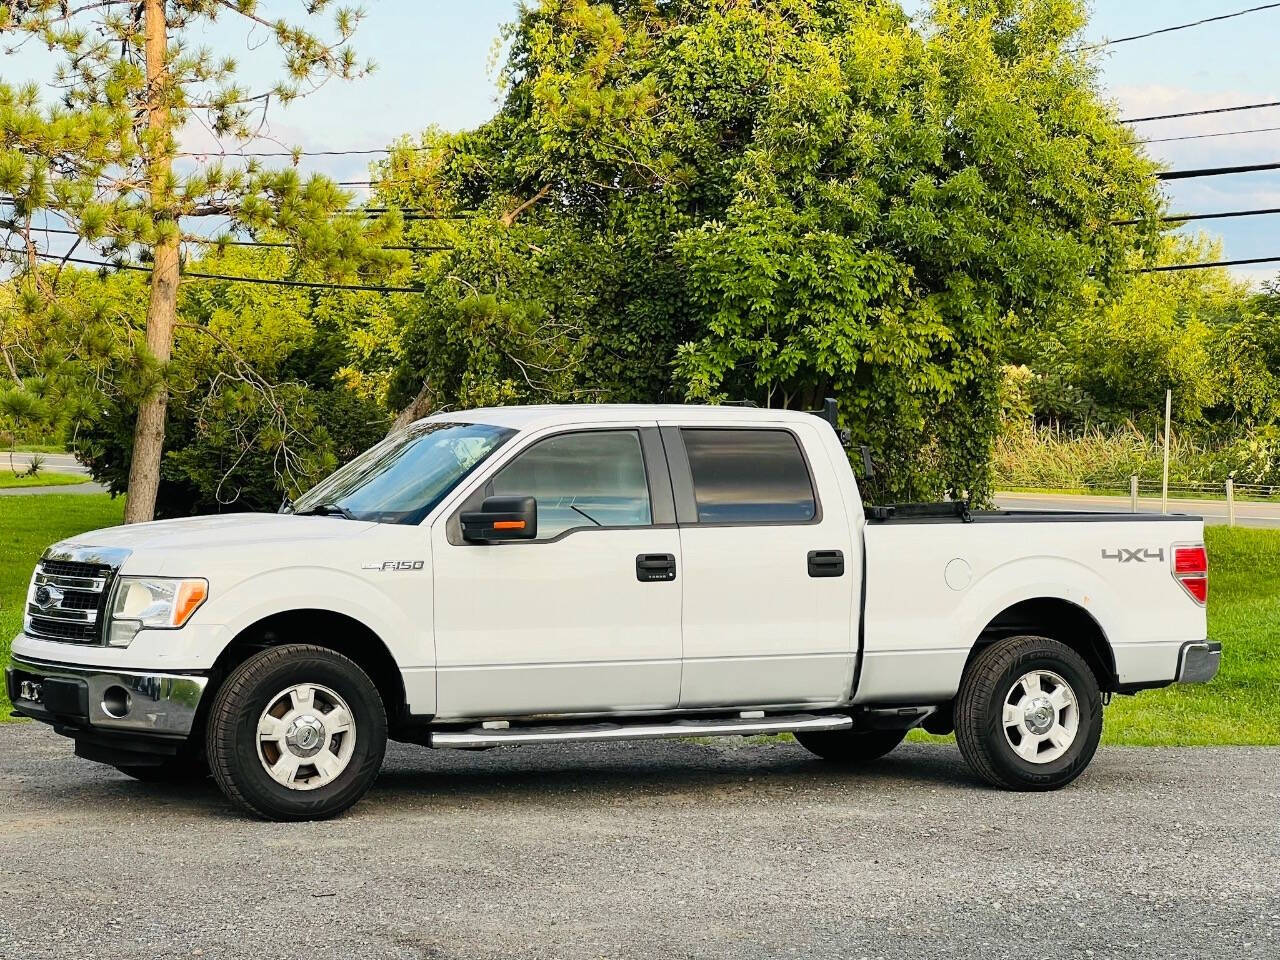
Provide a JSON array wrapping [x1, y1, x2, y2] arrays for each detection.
[[205, 644, 387, 821], [794, 728, 906, 764], [954, 635, 1102, 791]]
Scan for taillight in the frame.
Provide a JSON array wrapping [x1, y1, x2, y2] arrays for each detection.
[[1172, 544, 1208, 605]]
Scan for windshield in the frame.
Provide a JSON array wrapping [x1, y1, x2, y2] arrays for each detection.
[[290, 421, 516, 525]]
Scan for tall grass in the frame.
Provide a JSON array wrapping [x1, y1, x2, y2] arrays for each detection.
[[993, 422, 1279, 490]]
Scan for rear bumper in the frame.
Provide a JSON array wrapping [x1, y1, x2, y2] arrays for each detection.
[[6, 655, 208, 737], [1176, 641, 1222, 684]]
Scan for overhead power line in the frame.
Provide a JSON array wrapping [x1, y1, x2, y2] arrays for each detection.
[[1122, 100, 1280, 124], [1139, 256, 1280, 273], [1114, 207, 1280, 226], [1143, 125, 1280, 144], [1078, 2, 1280, 51], [25, 250, 424, 294], [177, 144, 443, 159], [1157, 160, 1280, 181], [3, 222, 451, 254]]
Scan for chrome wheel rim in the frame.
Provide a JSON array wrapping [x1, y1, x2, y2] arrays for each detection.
[[256, 683, 356, 791], [1002, 669, 1078, 764]]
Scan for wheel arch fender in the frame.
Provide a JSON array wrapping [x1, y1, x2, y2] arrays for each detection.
[[956, 555, 1122, 689], [199, 567, 430, 717]]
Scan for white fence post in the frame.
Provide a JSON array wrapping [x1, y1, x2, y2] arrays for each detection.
[[1130, 475, 1139, 513], [1226, 479, 1235, 527], [1161, 389, 1172, 515]]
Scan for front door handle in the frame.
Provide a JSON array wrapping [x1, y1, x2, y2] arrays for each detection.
[[807, 549, 845, 578], [636, 553, 677, 582]]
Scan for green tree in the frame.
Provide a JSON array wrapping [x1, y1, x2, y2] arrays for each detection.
[[0, 0, 401, 522], [45, 249, 390, 516], [382, 0, 1161, 501], [1018, 236, 1278, 430]]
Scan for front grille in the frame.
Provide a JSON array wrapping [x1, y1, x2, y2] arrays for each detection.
[[59, 591, 100, 610], [25, 553, 123, 645], [24, 616, 100, 643], [39, 558, 112, 580]]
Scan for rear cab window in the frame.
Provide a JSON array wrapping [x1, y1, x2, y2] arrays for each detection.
[[680, 428, 817, 524]]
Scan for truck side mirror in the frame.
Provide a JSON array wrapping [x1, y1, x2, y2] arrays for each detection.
[[461, 496, 538, 542]]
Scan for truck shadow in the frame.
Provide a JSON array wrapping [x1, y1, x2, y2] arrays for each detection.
[[364, 740, 985, 805], [84, 741, 988, 818]]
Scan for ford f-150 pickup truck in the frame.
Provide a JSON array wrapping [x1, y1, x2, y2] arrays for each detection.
[[8, 404, 1219, 820]]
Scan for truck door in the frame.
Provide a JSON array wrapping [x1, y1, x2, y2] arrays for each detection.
[[430, 425, 682, 719], [662, 422, 857, 708]]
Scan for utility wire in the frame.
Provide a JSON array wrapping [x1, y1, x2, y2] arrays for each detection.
[[1143, 125, 1280, 144], [1077, 2, 1280, 51], [1114, 207, 1280, 226], [3, 223, 451, 253], [176, 144, 443, 159], [10, 229, 1278, 284], [1157, 160, 1280, 181], [1122, 100, 1280, 123], [1139, 256, 1280, 273], [24, 250, 424, 294]]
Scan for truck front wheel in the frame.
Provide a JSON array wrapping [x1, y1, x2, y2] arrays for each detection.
[[794, 728, 906, 764], [205, 644, 387, 821], [954, 635, 1102, 791]]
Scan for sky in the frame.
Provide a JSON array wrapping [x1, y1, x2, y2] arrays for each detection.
[[6, 1, 1280, 284]]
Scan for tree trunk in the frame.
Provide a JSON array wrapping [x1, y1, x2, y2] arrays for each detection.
[[124, 0, 176, 524], [390, 378, 434, 433]]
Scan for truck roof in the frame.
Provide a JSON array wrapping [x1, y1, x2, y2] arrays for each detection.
[[420, 403, 821, 431]]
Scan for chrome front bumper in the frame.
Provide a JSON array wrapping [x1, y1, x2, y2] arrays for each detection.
[[1176, 641, 1222, 684], [6, 655, 207, 736]]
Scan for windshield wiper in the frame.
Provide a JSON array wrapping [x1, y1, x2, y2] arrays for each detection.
[[296, 502, 359, 521], [569, 504, 603, 527]]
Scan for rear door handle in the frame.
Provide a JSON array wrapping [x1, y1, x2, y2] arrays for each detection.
[[636, 553, 677, 582], [807, 549, 845, 578]]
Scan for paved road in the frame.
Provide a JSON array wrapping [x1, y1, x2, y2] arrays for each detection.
[[0, 450, 107, 496], [995, 491, 1280, 528], [3, 451, 89, 475], [1, 723, 1275, 959]]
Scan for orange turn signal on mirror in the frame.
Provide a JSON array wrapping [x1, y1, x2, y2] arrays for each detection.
[[493, 520, 526, 530]]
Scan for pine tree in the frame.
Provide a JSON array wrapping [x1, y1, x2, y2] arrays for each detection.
[[0, 0, 401, 521]]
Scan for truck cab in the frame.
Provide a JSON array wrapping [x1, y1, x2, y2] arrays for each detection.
[[8, 404, 1218, 820]]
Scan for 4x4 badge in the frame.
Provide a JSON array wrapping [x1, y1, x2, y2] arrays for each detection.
[[1101, 548, 1165, 563]]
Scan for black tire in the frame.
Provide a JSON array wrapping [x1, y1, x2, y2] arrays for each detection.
[[794, 728, 907, 764], [205, 644, 387, 821], [114, 754, 208, 783], [954, 635, 1103, 791]]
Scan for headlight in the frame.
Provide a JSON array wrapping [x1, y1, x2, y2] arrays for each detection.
[[107, 577, 208, 647]]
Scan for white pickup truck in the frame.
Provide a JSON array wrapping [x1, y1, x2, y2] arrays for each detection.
[[9, 404, 1218, 820]]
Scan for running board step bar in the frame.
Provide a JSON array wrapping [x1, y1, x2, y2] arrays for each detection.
[[430, 713, 853, 749]]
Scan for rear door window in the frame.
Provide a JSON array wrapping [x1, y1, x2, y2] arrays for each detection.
[[680, 428, 817, 524]]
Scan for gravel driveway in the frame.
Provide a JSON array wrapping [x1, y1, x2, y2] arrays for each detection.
[[1, 722, 1276, 960]]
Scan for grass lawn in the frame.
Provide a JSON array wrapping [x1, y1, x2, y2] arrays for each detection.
[[0, 472, 89, 489], [1, 493, 125, 720], [0, 494, 1276, 744]]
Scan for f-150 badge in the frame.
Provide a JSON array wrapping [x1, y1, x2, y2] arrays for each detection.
[[1101, 548, 1165, 563], [361, 560, 425, 571]]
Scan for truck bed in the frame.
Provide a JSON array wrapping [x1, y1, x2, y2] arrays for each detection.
[[856, 508, 1207, 705]]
